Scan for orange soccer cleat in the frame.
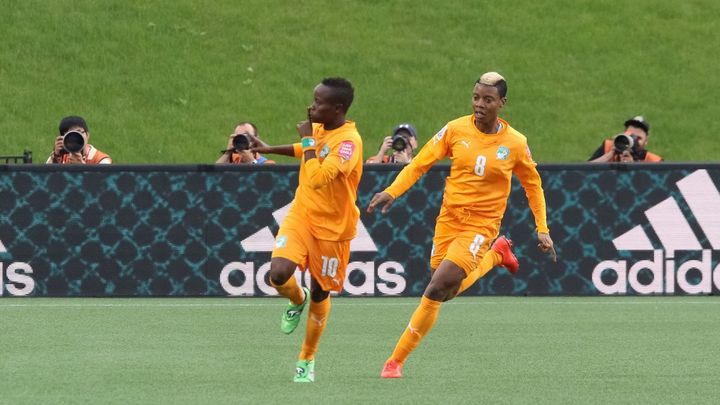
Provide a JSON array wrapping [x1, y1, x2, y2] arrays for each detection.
[[380, 359, 403, 378], [491, 236, 519, 274]]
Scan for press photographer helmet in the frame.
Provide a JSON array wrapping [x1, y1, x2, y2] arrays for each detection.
[[62, 131, 86, 153], [613, 133, 639, 154], [232, 133, 251, 151]]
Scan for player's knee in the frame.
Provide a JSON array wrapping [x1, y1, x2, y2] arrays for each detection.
[[425, 278, 458, 301], [310, 287, 329, 302], [445, 285, 461, 302], [424, 273, 462, 301], [269, 258, 296, 286]]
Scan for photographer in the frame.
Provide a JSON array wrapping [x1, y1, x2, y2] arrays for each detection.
[[588, 116, 663, 163], [366, 123, 419, 164], [216, 121, 275, 164], [46, 116, 111, 164]]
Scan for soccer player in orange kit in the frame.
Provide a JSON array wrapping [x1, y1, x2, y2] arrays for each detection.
[[367, 72, 557, 379], [251, 77, 362, 383]]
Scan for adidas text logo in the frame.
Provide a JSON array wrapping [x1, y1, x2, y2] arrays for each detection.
[[220, 203, 405, 296], [0, 238, 36, 296], [593, 170, 720, 294]]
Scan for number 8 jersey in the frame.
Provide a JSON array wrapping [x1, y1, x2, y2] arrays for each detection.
[[384, 115, 549, 236]]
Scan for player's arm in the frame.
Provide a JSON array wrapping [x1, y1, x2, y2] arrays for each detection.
[[302, 138, 359, 189], [368, 126, 448, 213], [251, 144, 298, 158], [513, 140, 557, 261], [245, 130, 298, 158], [384, 143, 440, 196], [296, 112, 358, 189]]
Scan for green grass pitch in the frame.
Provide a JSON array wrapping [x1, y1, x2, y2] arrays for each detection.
[[2, 0, 720, 163], [2, 296, 719, 404]]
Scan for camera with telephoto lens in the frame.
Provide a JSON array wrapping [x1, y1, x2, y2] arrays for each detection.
[[232, 133, 251, 151], [613, 133, 640, 155], [62, 131, 86, 153], [391, 133, 410, 152]]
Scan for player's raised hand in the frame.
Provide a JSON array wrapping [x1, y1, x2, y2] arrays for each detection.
[[367, 192, 395, 214], [296, 107, 313, 138], [537, 232, 557, 262], [246, 133, 269, 151]]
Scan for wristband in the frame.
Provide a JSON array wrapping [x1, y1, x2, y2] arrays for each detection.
[[301, 137, 316, 151]]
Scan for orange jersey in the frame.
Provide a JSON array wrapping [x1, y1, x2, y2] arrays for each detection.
[[289, 121, 363, 241], [385, 115, 548, 234]]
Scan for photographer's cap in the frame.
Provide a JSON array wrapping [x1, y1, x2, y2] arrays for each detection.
[[393, 123, 417, 138], [624, 115, 650, 134]]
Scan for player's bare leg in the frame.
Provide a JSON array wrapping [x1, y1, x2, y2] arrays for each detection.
[[381, 260, 465, 378], [269, 257, 309, 335], [425, 260, 466, 302], [295, 277, 331, 383]]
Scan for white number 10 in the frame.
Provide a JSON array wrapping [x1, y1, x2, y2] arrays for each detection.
[[474, 155, 486, 176], [321, 256, 339, 278]]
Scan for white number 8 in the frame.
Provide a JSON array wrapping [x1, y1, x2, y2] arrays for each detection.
[[474, 155, 486, 176], [469, 234, 485, 258]]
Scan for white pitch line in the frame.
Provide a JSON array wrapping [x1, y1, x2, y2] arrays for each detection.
[[0, 300, 719, 308]]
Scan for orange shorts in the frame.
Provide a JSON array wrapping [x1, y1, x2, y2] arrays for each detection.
[[271, 211, 350, 292], [430, 219, 493, 275]]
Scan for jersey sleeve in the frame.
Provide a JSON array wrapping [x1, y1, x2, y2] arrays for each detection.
[[512, 139, 549, 233], [303, 138, 360, 189], [384, 125, 449, 198]]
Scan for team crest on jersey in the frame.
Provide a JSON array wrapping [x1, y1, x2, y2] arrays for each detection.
[[319, 145, 331, 158], [496, 146, 510, 160], [275, 235, 288, 248]]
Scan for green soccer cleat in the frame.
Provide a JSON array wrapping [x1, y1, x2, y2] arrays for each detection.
[[280, 286, 309, 334], [294, 359, 315, 383]]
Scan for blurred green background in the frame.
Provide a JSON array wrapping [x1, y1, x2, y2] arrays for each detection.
[[2, 0, 719, 163]]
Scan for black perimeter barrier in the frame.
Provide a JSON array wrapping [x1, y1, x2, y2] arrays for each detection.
[[1, 163, 719, 297]]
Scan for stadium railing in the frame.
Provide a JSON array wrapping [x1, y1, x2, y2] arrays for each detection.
[[0, 149, 32, 164]]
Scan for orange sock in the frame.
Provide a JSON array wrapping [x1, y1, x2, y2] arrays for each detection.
[[299, 297, 331, 360], [389, 296, 442, 364], [271, 276, 305, 305], [457, 251, 502, 295]]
